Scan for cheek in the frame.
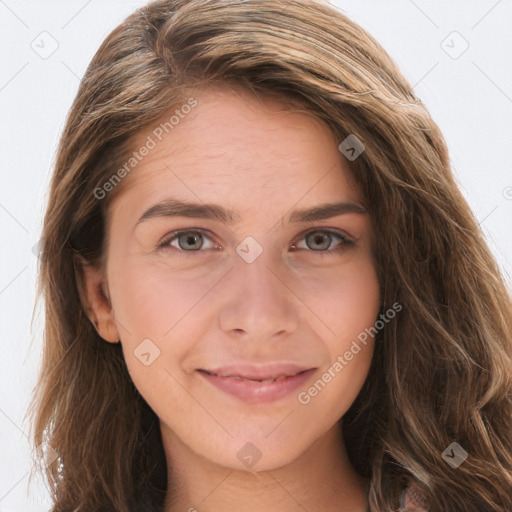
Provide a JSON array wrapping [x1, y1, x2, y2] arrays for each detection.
[[340, 264, 381, 336], [298, 257, 379, 399], [108, 258, 220, 341], [110, 264, 197, 414], [106, 259, 222, 401], [324, 263, 380, 408], [302, 256, 381, 342]]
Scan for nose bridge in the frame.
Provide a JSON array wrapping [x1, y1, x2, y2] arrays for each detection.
[[218, 238, 299, 338], [240, 252, 280, 302], [234, 232, 279, 293]]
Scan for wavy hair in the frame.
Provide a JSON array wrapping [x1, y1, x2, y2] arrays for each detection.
[[28, 0, 512, 511]]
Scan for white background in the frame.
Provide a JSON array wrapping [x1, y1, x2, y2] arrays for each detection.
[[0, 0, 511, 510]]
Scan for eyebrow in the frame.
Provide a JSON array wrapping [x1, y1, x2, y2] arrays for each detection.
[[136, 198, 367, 226]]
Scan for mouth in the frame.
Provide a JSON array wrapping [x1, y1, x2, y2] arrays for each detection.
[[196, 365, 316, 404], [197, 368, 311, 383]]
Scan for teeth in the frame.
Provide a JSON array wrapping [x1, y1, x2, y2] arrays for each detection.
[[203, 369, 307, 381], [222, 374, 296, 382]]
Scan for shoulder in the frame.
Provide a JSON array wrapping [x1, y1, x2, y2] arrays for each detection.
[[399, 480, 429, 511]]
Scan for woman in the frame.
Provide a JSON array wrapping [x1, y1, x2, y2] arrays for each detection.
[[29, 0, 512, 511]]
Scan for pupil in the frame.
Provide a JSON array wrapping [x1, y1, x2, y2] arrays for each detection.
[[309, 233, 329, 250], [180, 233, 201, 250]]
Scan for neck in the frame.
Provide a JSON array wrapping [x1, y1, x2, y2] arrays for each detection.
[[161, 422, 368, 512]]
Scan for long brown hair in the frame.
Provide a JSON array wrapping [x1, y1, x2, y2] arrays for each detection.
[[28, 0, 512, 510]]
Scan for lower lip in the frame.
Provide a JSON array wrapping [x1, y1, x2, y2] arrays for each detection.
[[197, 369, 316, 404]]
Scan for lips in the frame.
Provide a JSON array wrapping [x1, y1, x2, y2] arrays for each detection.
[[198, 368, 309, 383], [198, 363, 313, 381], [196, 364, 316, 404]]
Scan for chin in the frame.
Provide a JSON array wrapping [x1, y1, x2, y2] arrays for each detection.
[[196, 427, 312, 472]]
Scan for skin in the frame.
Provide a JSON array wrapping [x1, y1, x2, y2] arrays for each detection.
[[83, 84, 381, 512]]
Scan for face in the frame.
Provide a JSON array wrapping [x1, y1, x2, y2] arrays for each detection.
[[85, 85, 381, 471]]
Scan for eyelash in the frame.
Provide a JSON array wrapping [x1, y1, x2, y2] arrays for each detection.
[[157, 228, 355, 257]]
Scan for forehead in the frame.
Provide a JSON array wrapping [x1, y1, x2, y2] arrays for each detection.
[[108, 85, 362, 218]]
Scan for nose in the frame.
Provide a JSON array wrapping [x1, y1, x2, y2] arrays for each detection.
[[217, 247, 300, 342]]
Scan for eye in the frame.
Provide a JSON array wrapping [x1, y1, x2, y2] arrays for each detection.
[[157, 228, 355, 256], [158, 230, 219, 253], [290, 229, 355, 255]]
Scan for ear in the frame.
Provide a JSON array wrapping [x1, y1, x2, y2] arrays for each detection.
[[81, 262, 120, 343]]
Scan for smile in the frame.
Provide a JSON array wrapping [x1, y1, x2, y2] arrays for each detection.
[[196, 366, 317, 404]]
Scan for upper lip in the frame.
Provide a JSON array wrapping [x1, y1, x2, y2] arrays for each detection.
[[197, 363, 315, 381]]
